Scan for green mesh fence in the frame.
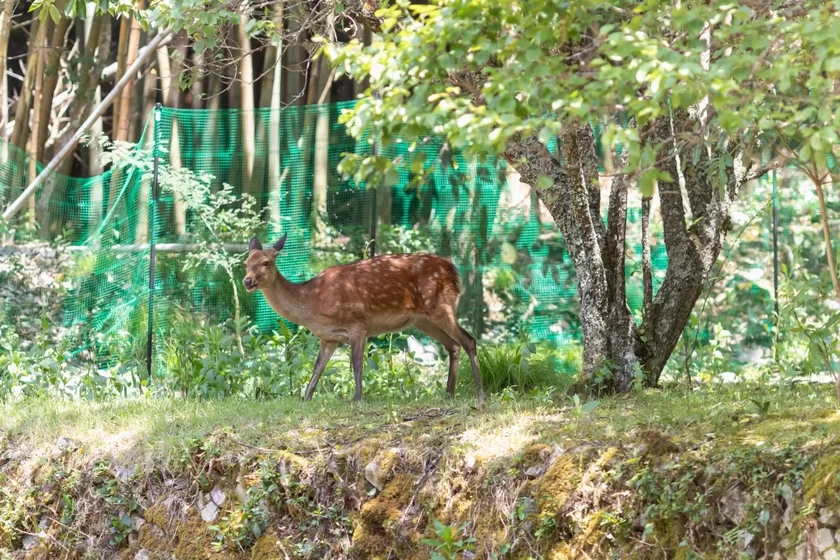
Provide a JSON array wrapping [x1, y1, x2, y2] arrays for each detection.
[[0, 101, 785, 374]]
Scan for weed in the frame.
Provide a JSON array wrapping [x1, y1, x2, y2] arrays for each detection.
[[459, 334, 570, 395], [422, 518, 476, 560]]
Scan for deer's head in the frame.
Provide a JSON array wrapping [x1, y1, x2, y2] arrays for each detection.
[[243, 234, 287, 292]]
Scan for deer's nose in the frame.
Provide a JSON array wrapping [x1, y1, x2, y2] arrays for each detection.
[[243, 277, 254, 289]]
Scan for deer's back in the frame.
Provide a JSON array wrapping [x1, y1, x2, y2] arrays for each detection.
[[309, 253, 460, 318]]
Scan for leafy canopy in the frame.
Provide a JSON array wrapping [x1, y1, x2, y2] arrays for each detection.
[[325, 0, 840, 187]]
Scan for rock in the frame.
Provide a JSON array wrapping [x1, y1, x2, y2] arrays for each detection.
[[464, 455, 476, 471], [821, 508, 840, 528], [824, 549, 839, 560], [780, 485, 794, 531], [200, 501, 219, 523], [364, 461, 383, 492], [210, 486, 226, 506], [132, 515, 146, 530], [817, 529, 835, 553], [720, 485, 748, 525], [115, 465, 135, 483], [22, 535, 38, 550], [235, 481, 248, 504], [524, 466, 546, 479], [134, 550, 151, 560], [795, 543, 807, 560], [55, 437, 78, 452]]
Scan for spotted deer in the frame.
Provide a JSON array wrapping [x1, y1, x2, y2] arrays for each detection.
[[243, 234, 485, 404]]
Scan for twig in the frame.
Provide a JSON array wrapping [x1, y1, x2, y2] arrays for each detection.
[[403, 449, 445, 528]]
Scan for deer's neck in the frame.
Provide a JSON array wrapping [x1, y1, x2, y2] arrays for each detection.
[[261, 273, 311, 327]]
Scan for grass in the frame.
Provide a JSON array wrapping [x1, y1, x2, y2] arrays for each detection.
[[0, 382, 838, 558], [0, 381, 836, 470]]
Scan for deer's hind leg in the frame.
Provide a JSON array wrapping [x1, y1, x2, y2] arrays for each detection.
[[349, 334, 366, 402], [425, 306, 485, 406], [415, 318, 461, 397]]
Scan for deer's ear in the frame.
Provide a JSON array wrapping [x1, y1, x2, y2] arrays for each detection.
[[248, 237, 263, 252], [272, 233, 287, 252]]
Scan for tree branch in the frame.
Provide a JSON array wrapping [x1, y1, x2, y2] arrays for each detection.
[[577, 124, 606, 252], [604, 152, 630, 308], [650, 116, 688, 250]]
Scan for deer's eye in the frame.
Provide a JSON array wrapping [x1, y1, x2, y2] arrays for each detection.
[[263, 262, 270, 267]]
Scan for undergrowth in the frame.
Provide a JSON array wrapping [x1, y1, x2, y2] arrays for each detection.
[[0, 384, 835, 558]]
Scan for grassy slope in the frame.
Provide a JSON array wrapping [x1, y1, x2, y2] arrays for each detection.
[[0, 384, 838, 559]]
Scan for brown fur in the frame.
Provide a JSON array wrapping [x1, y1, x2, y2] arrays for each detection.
[[243, 236, 484, 404]]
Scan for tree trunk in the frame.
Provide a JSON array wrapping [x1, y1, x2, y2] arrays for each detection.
[[0, 0, 15, 138], [255, 1, 284, 234], [638, 111, 734, 384], [115, 10, 142, 142], [28, 16, 50, 229], [814, 175, 840, 302], [127, 31, 149, 143], [502, 108, 735, 392], [283, 7, 307, 107], [105, 10, 142, 224], [35, 0, 70, 162], [134, 60, 157, 244], [86, 5, 109, 239], [237, 3, 256, 195], [202, 56, 222, 192], [35, 1, 72, 237], [310, 57, 332, 243], [112, 17, 130, 137], [60, 12, 107, 175], [157, 44, 186, 236], [11, 19, 40, 151]]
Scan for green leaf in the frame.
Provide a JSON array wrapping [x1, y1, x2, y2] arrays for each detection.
[[383, 168, 400, 187], [800, 143, 812, 163], [814, 149, 828, 171], [538, 126, 554, 146], [536, 175, 553, 190], [410, 152, 426, 174], [825, 314, 840, 330], [48, 3, 61, 23], [581, 400, 600, 413], [500, 242, 517, 264], [639, 170, 657, 197]]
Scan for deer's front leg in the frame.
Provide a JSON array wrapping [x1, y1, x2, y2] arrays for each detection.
[[304, 341, 338, 401], [349, 336, 366, 402]]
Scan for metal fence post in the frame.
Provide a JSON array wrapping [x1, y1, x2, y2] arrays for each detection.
[[772, 166, 779, 320], [146, 103, 162, 380]]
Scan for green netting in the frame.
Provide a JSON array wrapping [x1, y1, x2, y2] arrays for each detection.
[[0, 101, 784, 374]]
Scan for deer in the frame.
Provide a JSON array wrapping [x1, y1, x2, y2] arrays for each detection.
[[243, 234, 485, 405]]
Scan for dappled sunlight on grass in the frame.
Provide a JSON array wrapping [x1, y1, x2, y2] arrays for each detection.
[[741, 409, 840, 448], [0, 383, 835, 470]]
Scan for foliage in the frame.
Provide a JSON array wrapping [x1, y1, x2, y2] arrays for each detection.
[[666, 171, 839, 389], [100, 138, 263, 352], [777, 262, 840, 398], [422, 519, 476, 560], [324, 0, 840, 392], [460, 335, 572, 395], [328, 1, 840, 177]]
